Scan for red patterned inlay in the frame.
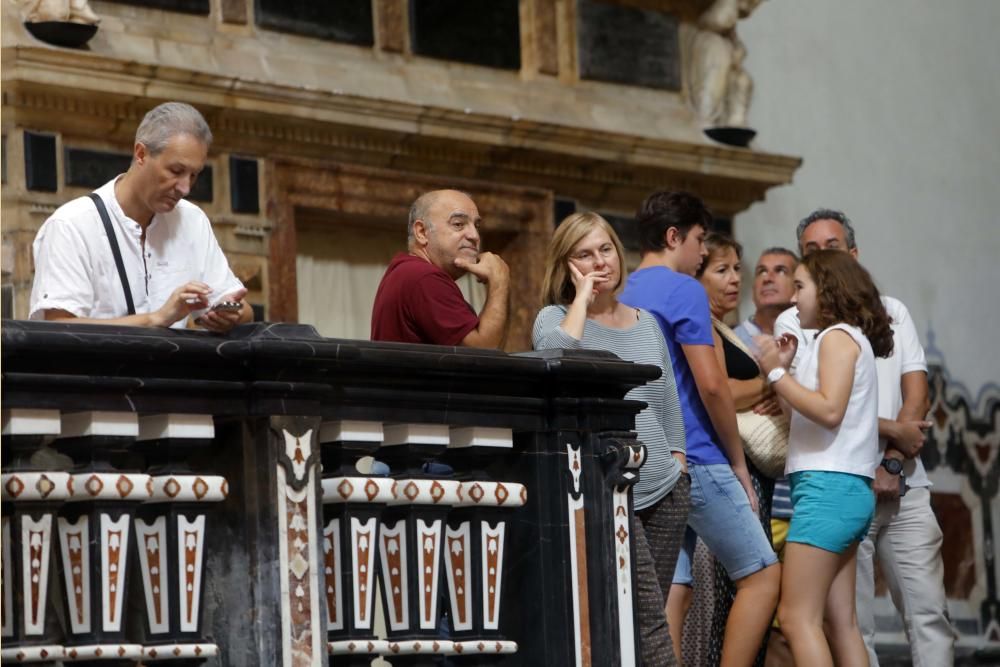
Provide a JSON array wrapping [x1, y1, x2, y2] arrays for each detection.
[[383, 533, 405, 626], [85, 474, 104, 496], [5, 476, 25, 499], [35, 475, 55, 499], [26, 526, 45, 626], [192, 477, 209, 500], [115, 475, 134, 498], [144, 532, 163, 626], [494, 484, 509, 505], [337, 479, 355, 499], [404, 481, 419, 501], [616, 525, 628, 544], [65, 528, 86, 624], [469, 484, 484, 503], [484, 533, 501, 625], [355, 528, 372, 622], [447, 534, 469, 626], [164, 478, 181, 498], [184, 529, 198, 624], [106, 527, 123, 626], [420, 529, 438, 624], [364, 479, 379, 501], [323, 530, 338, 625], [430, 481, 445, 503]]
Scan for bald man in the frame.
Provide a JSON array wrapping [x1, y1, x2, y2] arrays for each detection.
[[371, 189, 510, 348]]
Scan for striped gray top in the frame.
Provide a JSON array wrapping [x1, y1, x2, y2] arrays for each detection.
[[532, 305, 686, 510]]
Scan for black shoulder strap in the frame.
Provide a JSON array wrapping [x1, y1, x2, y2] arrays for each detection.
[[88, 193, 136, 315]]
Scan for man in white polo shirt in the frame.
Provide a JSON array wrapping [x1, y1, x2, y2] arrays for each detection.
[[774, 208, 953, 666], [30, 102, 251, 331]]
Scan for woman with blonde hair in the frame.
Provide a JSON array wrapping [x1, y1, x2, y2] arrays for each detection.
[[533, 211, 689, 666]]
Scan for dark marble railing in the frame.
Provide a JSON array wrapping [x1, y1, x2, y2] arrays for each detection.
[[1, 321, 659, 666]]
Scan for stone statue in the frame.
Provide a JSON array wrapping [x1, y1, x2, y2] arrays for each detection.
[[20, 0, 100, 24], [687, 0, 762, 128]]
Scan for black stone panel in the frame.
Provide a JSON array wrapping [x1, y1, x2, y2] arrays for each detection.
[[24, 131, 57, 192], [64, 148, 131, 189], [255, 0, 374, 45], [577, 0, 681, 91], [101, 0, 209, 14], [189, 165, 213, 203], [63, 147, 214, 203], [602, 212, 640, 252], [229, 156, 259, 214], [410, 0, 520, 70], [554, 198, 578, 226]]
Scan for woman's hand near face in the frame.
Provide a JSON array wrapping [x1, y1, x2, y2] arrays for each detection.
[[754, 333, 797, 373], [568, 262, 610, 307]]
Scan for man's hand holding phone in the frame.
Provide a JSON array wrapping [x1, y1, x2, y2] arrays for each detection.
[[196, 287, 249, 333]]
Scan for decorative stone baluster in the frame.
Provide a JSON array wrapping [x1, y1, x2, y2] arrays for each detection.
[[319, 420, 394, 664], [377, 423, 458, 663], [600, 434, 646, 667], [1, 408, 68, 664], [53, 411, 150, 663], [133, 414, 226, 663], [270, 416, 325, 666], [444, 427, 521, 662]]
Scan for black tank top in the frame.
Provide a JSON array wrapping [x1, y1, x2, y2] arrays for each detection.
[[720, 330, 759, 380]]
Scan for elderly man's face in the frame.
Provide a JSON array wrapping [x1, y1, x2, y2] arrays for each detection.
[[799, 219, 858, 258], [422, 191, 482, 278], [752, 253, 797, 309], [134, 133, 208, 215]]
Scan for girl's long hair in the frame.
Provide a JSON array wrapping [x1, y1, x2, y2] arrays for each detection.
[[801, 250, 894, 358]]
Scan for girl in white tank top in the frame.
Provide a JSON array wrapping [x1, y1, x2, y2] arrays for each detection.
[[754, 250, 894, 667]]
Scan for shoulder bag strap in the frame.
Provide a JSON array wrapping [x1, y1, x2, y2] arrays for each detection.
[[88, 193, 136, 315]]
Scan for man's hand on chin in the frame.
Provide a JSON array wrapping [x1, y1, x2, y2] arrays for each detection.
[[455, 252, 509, 286]]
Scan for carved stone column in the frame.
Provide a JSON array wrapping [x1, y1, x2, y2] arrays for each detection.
[[271, 416, 326, 667], [1, 409, 67, 664], [53, 411, 151, 663], [319, 420, 394, 665], [132, 414, 227, 663]]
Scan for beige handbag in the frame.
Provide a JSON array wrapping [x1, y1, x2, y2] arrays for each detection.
[[713, 318, 789, 479]]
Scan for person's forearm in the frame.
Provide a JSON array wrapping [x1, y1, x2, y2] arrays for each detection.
[[728, 376, 770, 410], [558, 296, 589, 340], [46, 311, 164, 327], [471, 283, 510, 349]]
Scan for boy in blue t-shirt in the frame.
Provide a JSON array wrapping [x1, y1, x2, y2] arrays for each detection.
[[620, 191, 779, 664]]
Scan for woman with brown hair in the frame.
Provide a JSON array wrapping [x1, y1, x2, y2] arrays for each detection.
[[695, 232, 784, 667], [532, 211, 689, 666], [756, 249, 893, 667]]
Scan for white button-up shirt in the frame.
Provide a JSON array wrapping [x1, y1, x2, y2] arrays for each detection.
[[30, 177, 243, 328]]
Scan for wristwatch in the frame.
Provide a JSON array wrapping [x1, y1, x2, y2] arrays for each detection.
[[766, 367, 787, 385], [881, 457, 904, 475]]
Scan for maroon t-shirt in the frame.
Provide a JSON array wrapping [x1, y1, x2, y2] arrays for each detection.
[[370, 253, 479, 345]]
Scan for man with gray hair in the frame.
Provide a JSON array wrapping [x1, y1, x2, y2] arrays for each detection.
[[30, 101, 251, 331], [773, 208, 953, 666], [370, 189, 509, 347]]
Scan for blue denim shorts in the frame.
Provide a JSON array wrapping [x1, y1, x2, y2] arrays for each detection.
[[787, 470, 874, 555], [672, 464, 778, 585]]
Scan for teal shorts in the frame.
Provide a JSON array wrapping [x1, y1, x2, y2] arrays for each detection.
[[787, 471, 874, 555]]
